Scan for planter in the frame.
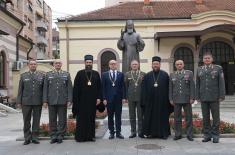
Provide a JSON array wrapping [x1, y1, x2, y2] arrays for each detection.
[[170, 112, 235, 134]]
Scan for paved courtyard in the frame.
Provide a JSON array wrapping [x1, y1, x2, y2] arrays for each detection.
[[0, 107, 235, 155]]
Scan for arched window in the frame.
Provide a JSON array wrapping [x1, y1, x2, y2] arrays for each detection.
[[199, 41, 235, 65], [174, 47, 194, 72], [0, 51, 6, 88], [101, 51, 116, 73]]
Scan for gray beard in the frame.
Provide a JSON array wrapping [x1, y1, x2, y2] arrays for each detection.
[[127, 29, 133, 34]]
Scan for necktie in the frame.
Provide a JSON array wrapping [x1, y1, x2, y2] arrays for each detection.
[[112, 71, 115, 80]]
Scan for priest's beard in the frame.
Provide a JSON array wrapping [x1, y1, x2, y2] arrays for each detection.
[[153, 68, 160, 73], [127, 29, 133, 34], [85, 65, 92, 71]]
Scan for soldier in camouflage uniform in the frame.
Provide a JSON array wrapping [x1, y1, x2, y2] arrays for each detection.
[[169, 60, 195, 141], [43, 59, 72, 144], [125, 60, 145, 138], [196, 52, 225, 143], [17, 60, 45, 145]]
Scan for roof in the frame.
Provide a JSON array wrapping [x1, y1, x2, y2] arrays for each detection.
[[58, 0, 235, 22]]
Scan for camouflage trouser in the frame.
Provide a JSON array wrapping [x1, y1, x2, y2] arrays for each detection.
[[201, 101, 220, 139]]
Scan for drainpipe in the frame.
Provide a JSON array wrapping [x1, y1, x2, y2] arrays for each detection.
[[65, 18, 69, 71], [16, 25, 24, 61], [27, 43, 34, 60]]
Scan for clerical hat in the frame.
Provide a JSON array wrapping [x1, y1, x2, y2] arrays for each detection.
[[152, 56, 161, 62], [84, 55, 93, 61], [96, 102, 106, 113]]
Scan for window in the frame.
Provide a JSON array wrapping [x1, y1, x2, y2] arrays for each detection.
[[28, 19, 33, 30], [16, 0, 20, 8], [0, 51, 6, 88], [199, 41, 235, 65], [24, 15, 27, 22], [28, 0, 33, 12], [174, 47, 194, 72], [101, 51, 116, 73], [36, 0, 42, 8], [0, 0, 6, 8]]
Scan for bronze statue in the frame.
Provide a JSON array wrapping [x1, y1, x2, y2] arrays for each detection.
[[117, 20, 145, 73]]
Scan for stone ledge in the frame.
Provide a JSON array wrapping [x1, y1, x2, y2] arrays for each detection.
[[16, 124, 108, 141]]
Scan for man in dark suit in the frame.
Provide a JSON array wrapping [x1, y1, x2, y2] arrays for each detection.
[[102, 60, 126, 139]]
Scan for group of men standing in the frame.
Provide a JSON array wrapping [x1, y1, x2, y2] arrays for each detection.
[[17, 51, 225, 145], [17, 59, 73, 145]]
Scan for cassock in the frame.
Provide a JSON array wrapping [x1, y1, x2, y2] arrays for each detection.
[[72, 69, 102, 142], [141, 70, 173, 139]]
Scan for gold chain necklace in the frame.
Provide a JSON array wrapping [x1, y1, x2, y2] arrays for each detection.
[[131, 70, 140, 87], [85, 70, 93, 86], [109, 71, 117, 87]]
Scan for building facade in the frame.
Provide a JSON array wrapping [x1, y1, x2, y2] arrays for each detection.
[[12, 0, 53, 59], [52, 28, 60, 58], [0, 0, 52, 99], [57, 0, 235, 95]]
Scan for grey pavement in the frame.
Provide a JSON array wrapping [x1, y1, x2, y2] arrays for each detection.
[[0, 107, 235, 155]]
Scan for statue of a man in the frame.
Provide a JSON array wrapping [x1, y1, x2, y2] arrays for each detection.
[[117, 20, 145, 73]]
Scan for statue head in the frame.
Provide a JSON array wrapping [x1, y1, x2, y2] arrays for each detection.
[[125, 20, 136, 34]]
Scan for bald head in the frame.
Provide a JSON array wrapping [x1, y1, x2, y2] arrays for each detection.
[[175, 60, 184, 71], [109, 60, 117, 70], [53, 59, 62, 71]]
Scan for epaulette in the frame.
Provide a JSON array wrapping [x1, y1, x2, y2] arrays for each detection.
[[214, 64, 222, 69]]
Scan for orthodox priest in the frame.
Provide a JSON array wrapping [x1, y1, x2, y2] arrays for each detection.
[[141, 56, 173, 139], [72, 55, 102, 142]]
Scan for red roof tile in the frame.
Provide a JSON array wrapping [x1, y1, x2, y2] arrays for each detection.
[[59, 0, 235, 21]]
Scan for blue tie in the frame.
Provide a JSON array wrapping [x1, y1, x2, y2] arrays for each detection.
[[112, 71, 115, 80]]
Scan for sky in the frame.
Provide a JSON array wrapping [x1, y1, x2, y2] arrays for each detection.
[[44, 0, 105, 27]]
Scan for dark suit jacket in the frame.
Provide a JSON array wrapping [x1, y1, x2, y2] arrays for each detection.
[[102, 71, 126, 103]]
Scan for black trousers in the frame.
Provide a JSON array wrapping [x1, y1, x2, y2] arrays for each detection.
[[201, 101, 220, 139], [48, 105, 67, 140], [107, 97, 122, 135], [22, 105, 42, 141]]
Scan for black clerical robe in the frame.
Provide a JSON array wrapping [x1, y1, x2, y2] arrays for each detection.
[[72, 69, 102, 142], [141, 70, 173, 139]]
